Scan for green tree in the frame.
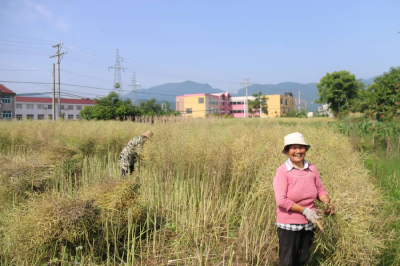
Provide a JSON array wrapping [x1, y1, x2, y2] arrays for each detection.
[[248, 91, 268, 117], [80, 91, 139, 120], [349, 89, 373, 114], [367, 67, 400, 120], [316, 70, 364, 117], [139, 98, 162, 116]]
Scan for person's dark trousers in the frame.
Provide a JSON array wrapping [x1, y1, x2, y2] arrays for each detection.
[[121, 164, 135, 178], [277, 228, 314, 266]]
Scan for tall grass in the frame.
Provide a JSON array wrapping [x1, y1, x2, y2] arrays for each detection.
[[0, 118, 388, 265], [333, 116, 400, 265]]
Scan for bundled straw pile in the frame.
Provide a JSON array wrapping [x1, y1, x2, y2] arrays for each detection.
[[1, 195, 99, 263]]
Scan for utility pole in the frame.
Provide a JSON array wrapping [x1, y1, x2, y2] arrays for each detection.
[[52, 63, 55, 120], [241, 79, 252, 118], [109, 49, 126, 95], [130, 71, 140, 106], [50, 43, 66, 119], [297, 91, 302, 111]]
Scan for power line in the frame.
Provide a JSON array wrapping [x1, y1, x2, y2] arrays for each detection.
[[0, 37, 244, 85]]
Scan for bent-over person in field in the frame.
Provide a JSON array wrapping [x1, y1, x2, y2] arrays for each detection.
[[118, 130, 153, 177]]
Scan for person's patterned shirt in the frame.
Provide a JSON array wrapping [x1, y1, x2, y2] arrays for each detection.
[[118, 136, 144, 171]]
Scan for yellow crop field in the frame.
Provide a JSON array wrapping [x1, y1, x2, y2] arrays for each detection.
[[0, 118, 388, 265]]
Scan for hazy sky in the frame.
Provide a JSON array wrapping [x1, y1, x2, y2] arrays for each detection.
[[0, 0, 399, 99]]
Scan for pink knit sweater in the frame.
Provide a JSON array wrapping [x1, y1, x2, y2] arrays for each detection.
[[273, 162, 328, 224]]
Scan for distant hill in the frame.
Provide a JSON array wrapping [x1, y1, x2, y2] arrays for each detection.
[[360, 77, 376, 87], [122, 80, 223, 107], [122, 78, 377, 111]]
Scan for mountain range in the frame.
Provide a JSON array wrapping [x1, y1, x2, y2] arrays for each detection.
[[123, 77, 376, 111]]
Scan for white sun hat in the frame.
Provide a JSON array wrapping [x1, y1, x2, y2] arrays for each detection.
[[281, 132, 311, 154]]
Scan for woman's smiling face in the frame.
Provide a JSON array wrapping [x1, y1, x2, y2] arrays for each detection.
[[285, 144, 307, 163]]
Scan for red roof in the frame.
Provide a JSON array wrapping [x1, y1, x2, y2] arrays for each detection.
[[0, 84, 16, 94], [16, 96, 95, 104]]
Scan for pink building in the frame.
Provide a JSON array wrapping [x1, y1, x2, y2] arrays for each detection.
[[211, 92, 232, 116], [230, 96, 262, 118]]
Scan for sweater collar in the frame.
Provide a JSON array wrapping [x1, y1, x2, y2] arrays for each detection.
[[285, 158, 311, 171]]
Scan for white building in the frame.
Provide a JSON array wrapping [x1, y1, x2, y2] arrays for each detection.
[[15, 96, 95, 120], [318, 103, 334, 118]]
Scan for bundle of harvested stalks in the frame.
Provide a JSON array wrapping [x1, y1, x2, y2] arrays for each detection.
[[0, 194, 99, 264], [79, 180, 147, 234], [0, 154, 55, 201]]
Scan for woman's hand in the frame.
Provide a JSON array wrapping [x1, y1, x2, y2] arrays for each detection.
[[323, 202, 335, 215], [302, 208, 320, 223]]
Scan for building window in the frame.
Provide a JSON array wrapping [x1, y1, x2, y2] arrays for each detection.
[[1, 97, 11, 104], [27, 114, 34, 119], [76, 115, 81, 119], [37, 104, 45, 109], [198, 98, 204, 104], [48, 105, 53, 109], [38, 114, 44, 120], [68, 114, 74, 120], [27, 104, 34, 109], [68, 105, 73, 110], [186, 108, 192, 114], [280, 98, 283, 105], [1, 111, 12, 118], [16, 114, 22, 120], [61, 105, 65, 110], [16, 104, 22, 109], [76, 105, 82, 110], [285, 99, 288, 105]]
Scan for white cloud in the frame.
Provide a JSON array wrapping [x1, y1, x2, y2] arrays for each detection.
[[11, 0, 69, 30]]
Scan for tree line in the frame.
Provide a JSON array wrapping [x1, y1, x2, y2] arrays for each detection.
[[315, 66, 400, 120], [80, 91, 180, 120]]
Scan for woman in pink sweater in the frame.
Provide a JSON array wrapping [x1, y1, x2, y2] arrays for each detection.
[[273, 132, 334, 266]]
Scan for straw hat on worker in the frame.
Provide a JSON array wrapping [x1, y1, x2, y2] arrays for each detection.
[[281, 132, 311, 154], [142, 130, 154, 139]]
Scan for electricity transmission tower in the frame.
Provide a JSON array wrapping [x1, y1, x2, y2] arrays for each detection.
[[130, 71, 141, 106], [108, 49, 126, 95]]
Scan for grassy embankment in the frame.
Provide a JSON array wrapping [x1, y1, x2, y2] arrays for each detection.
[[336, 118, 400, 266], [0, 117, 388, 265]]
